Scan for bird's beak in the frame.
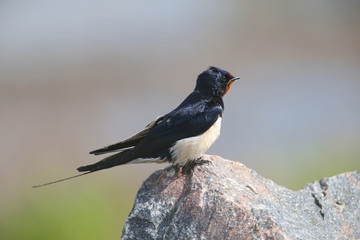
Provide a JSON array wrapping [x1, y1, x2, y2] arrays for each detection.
[[231, 76, 240, 81], [224, 76, 240, 94]]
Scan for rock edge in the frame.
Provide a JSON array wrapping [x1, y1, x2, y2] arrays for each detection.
[[121, 155, 360, 240]]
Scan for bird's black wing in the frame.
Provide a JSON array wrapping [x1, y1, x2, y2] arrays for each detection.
[[132, 99, 223, 159], [89, 116, 164, 155]]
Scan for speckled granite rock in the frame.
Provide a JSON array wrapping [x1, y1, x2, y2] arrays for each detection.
[[121, 155, 360, 240]]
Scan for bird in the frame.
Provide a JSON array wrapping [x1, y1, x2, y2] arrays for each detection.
[[33, 66, 239, 188]]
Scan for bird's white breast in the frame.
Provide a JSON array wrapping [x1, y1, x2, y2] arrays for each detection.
[[170, 117, 222, 166]]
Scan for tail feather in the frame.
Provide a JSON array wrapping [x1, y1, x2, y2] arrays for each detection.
[[32, 172, 92, 188], [77, 149, 133, 172], [32, 150, 134, 188]]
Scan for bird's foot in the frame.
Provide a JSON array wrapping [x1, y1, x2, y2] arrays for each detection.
[[194, 157, 212, 166], [182, 157, 212, 174], [173, 164, 182, 173]]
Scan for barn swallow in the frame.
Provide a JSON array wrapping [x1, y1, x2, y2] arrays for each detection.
[[33, 66, 239, 187]]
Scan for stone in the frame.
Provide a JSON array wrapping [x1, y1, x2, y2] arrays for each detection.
[[121, 155, 360, 240]]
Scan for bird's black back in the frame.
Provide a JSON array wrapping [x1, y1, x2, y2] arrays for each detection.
[[131, 90, 223, 159]]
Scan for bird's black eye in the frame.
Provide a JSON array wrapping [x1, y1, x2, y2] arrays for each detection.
[[221, 75, 227, 82]]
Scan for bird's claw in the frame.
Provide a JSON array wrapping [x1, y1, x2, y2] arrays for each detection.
[[181, 157, 212, 174]]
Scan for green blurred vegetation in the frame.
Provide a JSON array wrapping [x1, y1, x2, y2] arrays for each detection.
[[1, 155, 358, 240], [253, 152, 359, 190], [0, 182, 137, 240]]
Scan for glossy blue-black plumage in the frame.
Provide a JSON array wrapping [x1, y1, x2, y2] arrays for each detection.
[[132, 90, 223, 160], [78, 66, 237, 172]]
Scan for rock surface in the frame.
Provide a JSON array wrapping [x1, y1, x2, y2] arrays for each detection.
[[121, 155, 360, 240]]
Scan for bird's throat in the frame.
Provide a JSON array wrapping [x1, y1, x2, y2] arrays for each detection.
[[225, 81, 234, 94]]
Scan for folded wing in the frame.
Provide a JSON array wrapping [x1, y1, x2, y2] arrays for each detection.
[[89, 116, 164, 155], [131, 101, 223, 159]]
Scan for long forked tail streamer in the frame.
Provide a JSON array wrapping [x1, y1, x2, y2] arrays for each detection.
[[32, 172, 91, 188]]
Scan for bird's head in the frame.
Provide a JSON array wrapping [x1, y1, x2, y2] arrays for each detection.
[[195, 66, 240, 97]]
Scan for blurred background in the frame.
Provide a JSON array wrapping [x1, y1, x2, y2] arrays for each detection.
[[1, 0, 359, 239]]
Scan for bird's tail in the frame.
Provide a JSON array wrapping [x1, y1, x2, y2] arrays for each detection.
[[77, 149, 133, 172], [32, 150, 134, 188]]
